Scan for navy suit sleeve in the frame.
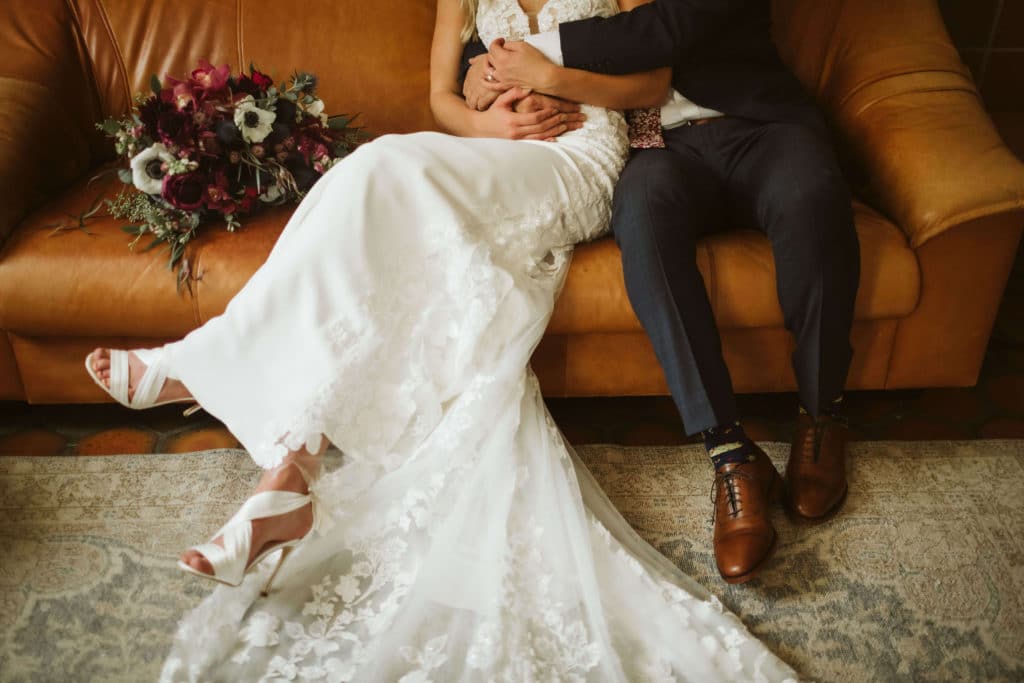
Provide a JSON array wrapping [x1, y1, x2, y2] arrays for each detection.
[[560, 0, 753, 74], [459, 40, 488, 84]]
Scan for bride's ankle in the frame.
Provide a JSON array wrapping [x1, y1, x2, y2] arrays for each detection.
[[282, 438, 327, 483], [258, 453, 323, 494]]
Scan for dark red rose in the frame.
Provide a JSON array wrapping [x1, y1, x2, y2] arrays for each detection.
[[233, 75, 261, 96], [162, 171, 208, 211], [250, 69, 274, 90]]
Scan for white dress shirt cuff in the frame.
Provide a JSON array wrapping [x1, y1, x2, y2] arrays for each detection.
[[524, 31, 564, 67]]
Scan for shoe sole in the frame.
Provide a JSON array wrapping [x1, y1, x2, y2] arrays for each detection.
[[783, 483, 849, 526]]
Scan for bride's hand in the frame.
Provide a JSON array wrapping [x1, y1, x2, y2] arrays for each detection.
[[476, 87, 579, 141], [464, 54, 509, 111], [513, 93, 586, 140]]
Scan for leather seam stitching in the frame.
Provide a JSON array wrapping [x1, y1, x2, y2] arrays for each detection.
[[850, 83, 979, 120], [837, 68, 973, 111], [236, 0, 245, 73], [89, 0, 132, 118], [815, 0, 846, 98]]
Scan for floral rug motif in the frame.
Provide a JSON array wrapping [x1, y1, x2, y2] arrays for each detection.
[[1, 441, 1023, 682]]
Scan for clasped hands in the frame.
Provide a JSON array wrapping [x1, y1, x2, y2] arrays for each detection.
[[464, 39, 584, 141]]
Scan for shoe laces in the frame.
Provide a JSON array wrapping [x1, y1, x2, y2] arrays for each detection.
[[711, 468, 754, 519], [799, 414, 847, 463]]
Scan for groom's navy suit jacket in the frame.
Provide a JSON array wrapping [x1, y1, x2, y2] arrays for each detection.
[[465, 0, 827, 136]]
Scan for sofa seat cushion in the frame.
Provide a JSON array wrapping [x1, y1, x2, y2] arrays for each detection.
[[547, 199, 920, 333], [0, 171, 919, 337]]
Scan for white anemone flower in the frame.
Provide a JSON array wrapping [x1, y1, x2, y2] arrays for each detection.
[[305, 98, 328, 125], [129, 142, 175, 194], [234, 95, 276, 143]]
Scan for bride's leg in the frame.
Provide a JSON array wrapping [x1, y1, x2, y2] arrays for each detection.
[[88, 347, 194, 404], [178, 435, 328, 576]]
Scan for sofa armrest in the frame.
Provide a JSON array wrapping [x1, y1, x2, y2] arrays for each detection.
[[840, 85, 1024, 249], [820, 0, 1024, 249], [0, 0, 103, 247]]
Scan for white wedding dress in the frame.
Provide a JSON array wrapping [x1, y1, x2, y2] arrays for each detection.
[[159, 0, 799, 680]]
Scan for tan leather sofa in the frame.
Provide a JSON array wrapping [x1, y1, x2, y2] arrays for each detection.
[[1, 0, 1023, 408]]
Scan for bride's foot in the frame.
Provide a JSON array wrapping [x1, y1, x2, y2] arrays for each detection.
[[88, 347, 193, 404], [179, 452, 321, 578]]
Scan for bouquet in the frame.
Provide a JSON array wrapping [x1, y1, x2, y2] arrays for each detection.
[[97, 59, 368, 286]]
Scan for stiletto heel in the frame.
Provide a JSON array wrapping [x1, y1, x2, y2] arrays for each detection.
[[261, 546, 294, 597]]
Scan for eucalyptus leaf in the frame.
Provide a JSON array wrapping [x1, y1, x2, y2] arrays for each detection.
[[141, 236, 165, 252], [118, 168, 134, 184], [100, 119, 122, 135], [150, 74, 162, 96]]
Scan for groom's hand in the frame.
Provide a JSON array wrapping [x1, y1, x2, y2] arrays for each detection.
[[464, 54, 510, 111], [489, 38, 558, 92]]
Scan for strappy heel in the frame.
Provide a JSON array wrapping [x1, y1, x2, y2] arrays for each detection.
[[84, 348, 201, 416], [178, 462, 328, 596]]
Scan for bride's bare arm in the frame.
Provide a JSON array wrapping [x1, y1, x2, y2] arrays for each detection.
[[430, 0, 581, 139], [488, 0, 672, 108]]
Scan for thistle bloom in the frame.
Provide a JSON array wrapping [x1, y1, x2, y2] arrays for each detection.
[[129, 142, 176, 194], [234, 95, 276, 143]]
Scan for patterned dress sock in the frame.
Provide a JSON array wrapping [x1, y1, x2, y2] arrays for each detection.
[[702, 421, 758, 469]]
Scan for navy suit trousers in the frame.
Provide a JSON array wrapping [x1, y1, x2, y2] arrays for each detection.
[[611, 117, 860, 434]]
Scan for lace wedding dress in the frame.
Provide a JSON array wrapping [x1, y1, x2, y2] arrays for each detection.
[[159, 0, 799, 680]]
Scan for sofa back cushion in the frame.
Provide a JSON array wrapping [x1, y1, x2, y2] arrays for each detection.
[[72, 0, 439, 142]]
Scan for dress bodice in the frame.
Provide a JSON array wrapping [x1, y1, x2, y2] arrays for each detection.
[[475, 0, 629, 244], [476, 0, 619, 46]]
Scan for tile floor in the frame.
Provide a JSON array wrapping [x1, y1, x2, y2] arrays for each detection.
[[3, 114, 1023, 456]]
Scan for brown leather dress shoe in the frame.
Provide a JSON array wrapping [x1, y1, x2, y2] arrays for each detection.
[[785, 412, 849, 522], [711, 446, 784, 584]]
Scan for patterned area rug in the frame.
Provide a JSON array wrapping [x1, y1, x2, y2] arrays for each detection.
[[1, 441, 1022, 682]]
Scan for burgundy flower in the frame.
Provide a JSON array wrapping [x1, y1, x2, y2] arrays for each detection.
[[233, 75, 261, 97], [157, 109, 194, 147], [162, 171, 208, 211], [164, 74, 197, 111], [204, 170, 237, 214], [190, 59, 231, 94], [138, 96, 176, 137], [238, 186, 260, 214], [250, 69, 274, 91]]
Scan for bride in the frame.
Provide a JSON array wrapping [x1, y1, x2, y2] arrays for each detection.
[[85, 0, 799, 680]]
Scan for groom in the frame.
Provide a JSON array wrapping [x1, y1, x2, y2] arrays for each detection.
[[462, 0, 860, 583]]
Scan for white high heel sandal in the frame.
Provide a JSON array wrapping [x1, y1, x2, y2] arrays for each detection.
[[84, 348, 201, 416], [178, 461, 329, 596]]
